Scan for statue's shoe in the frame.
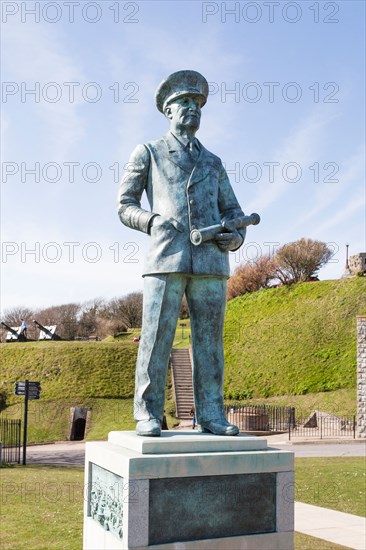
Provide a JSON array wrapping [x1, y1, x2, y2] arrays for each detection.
[[136, 419, 161, 437], [199, 419, 239, 436]]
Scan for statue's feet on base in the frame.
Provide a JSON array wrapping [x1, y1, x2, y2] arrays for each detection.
[[199, 418, 239, 436], [136, 419, 161, 437]]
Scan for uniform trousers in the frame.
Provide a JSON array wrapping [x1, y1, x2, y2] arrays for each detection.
[[134, 273, 227, 424]]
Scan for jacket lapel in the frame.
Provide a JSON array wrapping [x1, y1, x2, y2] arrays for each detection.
[[187, 142, 212, 187], [162, 133, 214, 186], [163, 133, 194, 174]]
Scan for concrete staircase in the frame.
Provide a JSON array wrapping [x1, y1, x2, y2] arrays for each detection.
[[170, 348, 194, 419]]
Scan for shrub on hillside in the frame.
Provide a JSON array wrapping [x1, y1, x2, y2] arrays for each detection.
[[228, 238, 333, 299], [227, 255, 276, 300]]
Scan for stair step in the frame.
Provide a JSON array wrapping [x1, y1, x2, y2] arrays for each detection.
[[171, 348, 194, 418]]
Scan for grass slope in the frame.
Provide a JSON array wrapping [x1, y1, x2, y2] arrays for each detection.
[[1, 397, 178, 444], [224, 278, 366, 400], [1, 341, 138, 406], [227, 388, 356, 417]]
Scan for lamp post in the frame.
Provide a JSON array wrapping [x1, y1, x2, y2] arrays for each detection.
[[346, 243, 350, 270]]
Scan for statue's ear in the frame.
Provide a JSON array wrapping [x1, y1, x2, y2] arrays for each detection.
[[164, 106, 172, 119]]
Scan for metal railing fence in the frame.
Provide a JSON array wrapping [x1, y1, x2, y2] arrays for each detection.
[[0, 418, 21, 464], [225, 404, 295, 432], [288, 414, 356, 440]]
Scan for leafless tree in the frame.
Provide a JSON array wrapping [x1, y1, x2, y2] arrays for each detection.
[[36, 303, 80, 340], [179, 295, 189, 319], [2, 306, 35, 326], [104, 292, 143, 329], [227, 255, 277, 300], [78, 298, 105, 337], [274, 238, 333, 284], [1, 306, 37, 339]]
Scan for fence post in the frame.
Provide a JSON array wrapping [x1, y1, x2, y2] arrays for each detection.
[[22, 380, 29, 466], [353, 415, 356, 439], [320, 416, 323, 440], [288, 410, 291, 441], [17, 419, 21, 464]]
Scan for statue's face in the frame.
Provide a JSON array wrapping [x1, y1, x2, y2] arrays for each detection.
[[165, 95, 202, 130]]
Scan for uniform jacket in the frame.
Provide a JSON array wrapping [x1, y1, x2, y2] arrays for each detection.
[[117, 132, 245, 277]]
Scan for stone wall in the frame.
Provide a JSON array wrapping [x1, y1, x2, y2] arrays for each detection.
[[357, 316, 366, 438], [349, 253, 366, 275]]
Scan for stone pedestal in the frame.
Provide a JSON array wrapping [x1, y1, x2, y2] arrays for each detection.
[[83, 432, 294, 549]]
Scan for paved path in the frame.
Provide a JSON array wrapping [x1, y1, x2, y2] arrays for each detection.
[[295, 502, 366, 550], [27, 441, 85, 466], [26, 436, 365, 465], [27, 434, 366, 466], [262, 433, 366, 458]]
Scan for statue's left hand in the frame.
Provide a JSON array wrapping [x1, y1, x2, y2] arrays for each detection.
[[215, 230, 243, 252]]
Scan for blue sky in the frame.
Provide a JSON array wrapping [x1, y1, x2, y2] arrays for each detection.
[[1, 0, 365, 312]]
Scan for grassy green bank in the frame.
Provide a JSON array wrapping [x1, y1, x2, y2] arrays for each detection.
[[1, 341, 138, 407], [0, 319, 192, 409], [1, 398, 138, 444], [224, 278, 366, 399], [227, 387, 356, 417]]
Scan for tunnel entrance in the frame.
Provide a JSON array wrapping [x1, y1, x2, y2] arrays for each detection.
[[68, 407, 91, 441], [73, 417, 86, 440]]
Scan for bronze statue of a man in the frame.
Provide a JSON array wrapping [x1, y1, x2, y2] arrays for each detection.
[[118, 70, 249, 437]]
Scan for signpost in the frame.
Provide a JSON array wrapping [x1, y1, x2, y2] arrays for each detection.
[[179, 322, 187, 339], [14, 380, 41, 465]]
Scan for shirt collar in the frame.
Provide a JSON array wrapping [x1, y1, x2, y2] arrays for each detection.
[[169, 131, 200, 151]]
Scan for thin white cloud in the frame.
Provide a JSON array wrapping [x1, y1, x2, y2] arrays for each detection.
[[294, 145, 365, 227], [244, 109, 339, 213], [313, 194, 364, 235]]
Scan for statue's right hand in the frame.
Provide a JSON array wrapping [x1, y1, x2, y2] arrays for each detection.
[[149, 215, 162, 228], [150, 216, 184, 233], [150, 215, 170, 231]]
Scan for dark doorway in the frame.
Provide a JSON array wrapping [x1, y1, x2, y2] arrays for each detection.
[[68, 407, 90, 441], [74, 417, 86, 440]]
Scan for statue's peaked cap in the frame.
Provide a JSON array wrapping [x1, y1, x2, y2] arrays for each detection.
[[155, 70, 209, 113]]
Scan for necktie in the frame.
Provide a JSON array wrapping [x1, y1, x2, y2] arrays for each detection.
[[188, 140, 198, 160]]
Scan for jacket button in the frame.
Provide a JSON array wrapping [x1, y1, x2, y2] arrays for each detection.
[[190, 199, 195, 205]]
